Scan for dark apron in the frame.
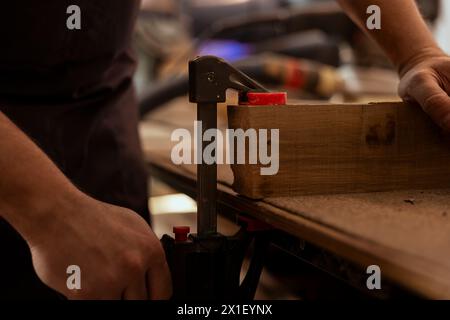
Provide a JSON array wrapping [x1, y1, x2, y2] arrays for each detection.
[[0, 0, 148, 299]]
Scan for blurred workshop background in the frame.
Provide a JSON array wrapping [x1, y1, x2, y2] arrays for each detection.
[[134, 0, 449, 299]]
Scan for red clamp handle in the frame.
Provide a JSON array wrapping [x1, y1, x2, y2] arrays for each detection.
[[173, 226, 190, 242]]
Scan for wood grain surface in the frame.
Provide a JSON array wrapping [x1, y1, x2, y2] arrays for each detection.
[[228, 102, 450, 198]]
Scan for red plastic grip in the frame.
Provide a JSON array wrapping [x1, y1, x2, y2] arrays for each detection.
[[173, 226, 190, 242], [244, 92, 287, 106]]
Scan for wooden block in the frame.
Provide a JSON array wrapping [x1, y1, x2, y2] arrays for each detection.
[[227, 102, 450, 199]]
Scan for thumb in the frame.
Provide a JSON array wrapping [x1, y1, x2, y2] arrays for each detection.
[[400, 71, 450, 131]]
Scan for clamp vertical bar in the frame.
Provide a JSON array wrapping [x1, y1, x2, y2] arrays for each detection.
[[189, 56, 267, 237], [197, 102, 217, 236]]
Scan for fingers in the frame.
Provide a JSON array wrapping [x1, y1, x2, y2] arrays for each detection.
[[401, 71, 450, 131], [120, 256, 172, 300], [122, 278, 149, 300], [146, 260, 173, 300]]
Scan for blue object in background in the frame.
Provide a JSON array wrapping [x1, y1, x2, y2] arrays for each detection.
[[198, 40, 253, 62]]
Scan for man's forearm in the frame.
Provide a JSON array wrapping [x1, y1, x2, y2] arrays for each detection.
[[337, 0, 444, 74], [0, 112, 82, 242]]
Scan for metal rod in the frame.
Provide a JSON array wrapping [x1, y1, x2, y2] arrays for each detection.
[[197, 102, 218, 236]]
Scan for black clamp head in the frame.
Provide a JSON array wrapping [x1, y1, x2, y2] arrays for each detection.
[[189, 55, 268, 104]]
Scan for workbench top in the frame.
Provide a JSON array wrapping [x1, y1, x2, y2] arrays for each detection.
[[140, 97, 450, 299]]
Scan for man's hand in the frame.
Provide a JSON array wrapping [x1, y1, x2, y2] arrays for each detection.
[[28, 196, 172, 300], [337, 0, 450, 131], [0, 113, 171, 300], [399, 54, 450, 132]]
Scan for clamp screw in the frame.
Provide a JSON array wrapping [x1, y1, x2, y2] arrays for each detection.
[[207, 72, 216, 82]]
